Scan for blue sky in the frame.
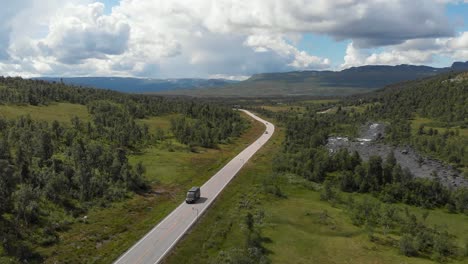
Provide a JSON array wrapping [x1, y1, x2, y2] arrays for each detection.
[[297, 35, 349, 70], [101, 0, 119, 14], [447, 2, 468, 30], [1, 0, 467, 78]]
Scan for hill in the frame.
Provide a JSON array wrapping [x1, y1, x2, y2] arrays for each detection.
[[35, 77, 238, 93], [157, 61, 468, 97]]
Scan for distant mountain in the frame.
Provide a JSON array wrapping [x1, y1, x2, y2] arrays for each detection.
[[157, 61, 467, 97], [245, 64, 442, 88], [34, 77, 238, 93], [451, 61, 468, 71], [35, 61, 468, 97]]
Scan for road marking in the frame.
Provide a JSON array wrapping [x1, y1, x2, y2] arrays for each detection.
[[136, 207, 192, 264], [114, 110, 274, 264], [113, 202, 186, 263]]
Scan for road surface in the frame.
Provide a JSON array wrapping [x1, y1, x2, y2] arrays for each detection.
[[114, 109, 274, 264]]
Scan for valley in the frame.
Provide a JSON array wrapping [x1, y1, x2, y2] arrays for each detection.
[[0, 72, 466, 264], [2, 1, 468, 263]]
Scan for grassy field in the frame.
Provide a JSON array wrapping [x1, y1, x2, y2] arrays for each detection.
[[0, 103, 91, 123], [344, 103, 376, 113], [37, 111, 266, 263], [136, 113, 179, 133], [410, 116, 468, 137], [301, 99, 340, 105], [261, 105, 305, 113], [165, 114, 467, 264], [317, 103, 375, 115], [260, 99, 340, 113], [263, 183, 468, 264]]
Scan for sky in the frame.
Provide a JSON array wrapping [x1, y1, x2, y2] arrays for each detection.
[[1, 0, 468, 80]]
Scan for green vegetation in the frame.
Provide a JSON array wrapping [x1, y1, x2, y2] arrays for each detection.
[[268, 72, 468, 261], [170, 105, 246, 148], [274, 112, 464, 211], [0, 77, 249, 263], [166, 110, 468, 263], [167, 72, 468, 263], [358, 73, 468, 171], [408, 115, 468, 176], [2, 71, 467, 264], [301, 99, 340, 105], [136, 114, 178, 132], [37, 111, 264, 263], [264, 183, 468, 264], [0, 103, 90, 123], [260, 105, 305, 113]]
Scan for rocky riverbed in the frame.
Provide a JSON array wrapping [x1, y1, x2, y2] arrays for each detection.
[[326, 123, 467, 189]]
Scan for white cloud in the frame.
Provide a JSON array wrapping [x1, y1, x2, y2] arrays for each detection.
[[447, 31, 468, 49], [341, 31, 468, 69], [196, 0, 453, 47], [37, 3, 130, 64], [341, 42, 436, 69], [0, 0, 465, 78], [436, 0, 468, 3], [342, 42, 367, 69], [244, 34, 329, 69], [208, 74, 250, 81]]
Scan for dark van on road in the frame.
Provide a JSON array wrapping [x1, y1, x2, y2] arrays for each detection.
[[186, 187, 201, 204]]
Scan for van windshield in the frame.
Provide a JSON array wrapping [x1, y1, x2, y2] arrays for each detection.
[[187, 192, 195, 198]]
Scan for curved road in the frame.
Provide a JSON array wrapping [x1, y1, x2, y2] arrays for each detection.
[[114, 110, 274, 264]]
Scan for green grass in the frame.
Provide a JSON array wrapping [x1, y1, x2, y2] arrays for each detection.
[[136, 113, 180, 133], [256, 99, 340, 113], [263, 185, 468, 264], [0, 103, 90, 123], [410, 116, 468, 137], [344, 103, 375, 113], [261, 105, 305, 113], [301, 99, 340, 104], [165, 115, 467, 264], [37, 111, 266, 264], [318, 103, 375, 115], [129, 141, 245, 186]]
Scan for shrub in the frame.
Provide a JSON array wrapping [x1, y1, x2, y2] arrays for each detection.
[[399, 234, 418, 256]]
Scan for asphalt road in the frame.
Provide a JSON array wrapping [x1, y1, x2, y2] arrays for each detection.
[[114, 109, 275, 264]]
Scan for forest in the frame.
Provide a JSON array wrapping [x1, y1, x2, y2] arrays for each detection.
[[0, 77, 247, 262]]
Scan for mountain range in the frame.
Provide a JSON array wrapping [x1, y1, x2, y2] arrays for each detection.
[[159, 61, 468, 97], [36, 61, 468, 97]]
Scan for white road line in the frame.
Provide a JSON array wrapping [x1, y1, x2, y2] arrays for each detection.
[[114, 110, 274, 264]]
